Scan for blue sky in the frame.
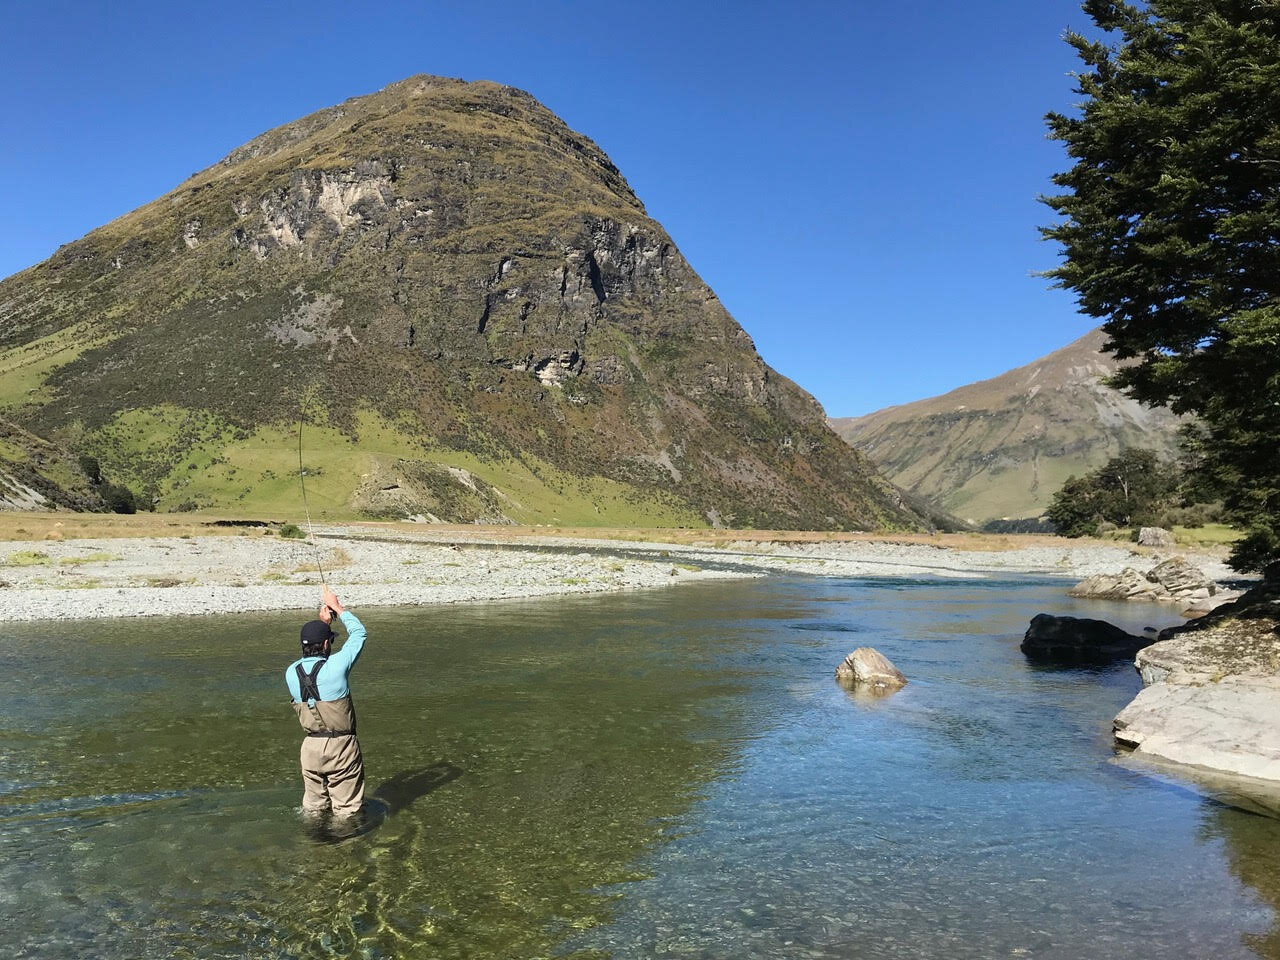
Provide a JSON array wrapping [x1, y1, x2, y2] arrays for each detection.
[[2, 0, 1098, 417]]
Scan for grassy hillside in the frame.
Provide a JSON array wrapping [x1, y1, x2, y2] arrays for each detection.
[[830, 329, 1184, 523], [0, 75, 921, 532]]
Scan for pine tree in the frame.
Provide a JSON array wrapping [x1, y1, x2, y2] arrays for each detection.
[[1042, 0, 1280, 571]]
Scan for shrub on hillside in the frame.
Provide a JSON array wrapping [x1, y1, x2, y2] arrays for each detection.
[[101, 482, 137, 515], [278, 523, 306, 539], [77, 455, 101, 485], [981, 517, 1056, 535], [74, 453, 144, 513]]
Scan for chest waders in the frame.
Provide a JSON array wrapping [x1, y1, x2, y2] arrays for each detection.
[[292, 658, 358, 738]]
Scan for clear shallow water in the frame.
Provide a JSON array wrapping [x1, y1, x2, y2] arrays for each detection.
[[2, 576, 1278, 959]]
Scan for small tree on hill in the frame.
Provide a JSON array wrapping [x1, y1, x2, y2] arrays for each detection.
[[1045, 475, 1108, 538], [1046, 449, 1175, 536], [1042, 0, 1280, 570]]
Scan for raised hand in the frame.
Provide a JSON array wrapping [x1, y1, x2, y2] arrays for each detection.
[[321, 587, 344, 618]]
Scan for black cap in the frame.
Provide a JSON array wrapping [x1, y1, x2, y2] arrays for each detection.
[[300, 619, 335, 648]]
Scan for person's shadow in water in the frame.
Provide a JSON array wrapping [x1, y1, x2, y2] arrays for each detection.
[[372, 761, 464, 814], [306, 761, 463, 844]]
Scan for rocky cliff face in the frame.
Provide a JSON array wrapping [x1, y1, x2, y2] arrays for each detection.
[[0, 75, 918, 529], [0, 419, 102, 512], [829, 329, 1183, 524]]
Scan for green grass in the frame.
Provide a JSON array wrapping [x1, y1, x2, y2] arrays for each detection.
[[5, 550, 51, 566], [420, 445, 704, 528], [1172, 523, 1242, 547], [1099, 523, 1242, 548], [0, 324, 111, 410], [58, 552, 117, 566], [0, 436, 28, 461], [944, 458, 1080, 524], [75, 405, 710, 527]]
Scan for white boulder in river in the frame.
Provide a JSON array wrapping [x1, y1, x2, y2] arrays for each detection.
[[835, 647, 907, 694]]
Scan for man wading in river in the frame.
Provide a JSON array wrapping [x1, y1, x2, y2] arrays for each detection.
[[285, 587, 367, 819]]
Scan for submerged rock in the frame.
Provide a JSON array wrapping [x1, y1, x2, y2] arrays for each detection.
[[1180, 592, 1242, 618], [1021, 613, 1152, 665], [835, 647, 906, 693]]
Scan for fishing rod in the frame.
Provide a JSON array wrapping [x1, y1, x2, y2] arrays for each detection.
[[297, 401, 330, 600]]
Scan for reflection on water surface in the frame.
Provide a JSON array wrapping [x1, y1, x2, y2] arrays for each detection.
[[1, 576, 1278, 958]]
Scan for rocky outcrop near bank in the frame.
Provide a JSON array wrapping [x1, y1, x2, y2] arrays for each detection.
[[1114, 573, 1280, 785], [1068, 556, 1238, 614]]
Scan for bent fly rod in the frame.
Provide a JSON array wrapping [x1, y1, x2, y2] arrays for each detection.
[[296, 403, 330, 595]]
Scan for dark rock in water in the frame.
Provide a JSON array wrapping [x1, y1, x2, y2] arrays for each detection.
[[1021, 613, 1153, 665], [835, 647, 907, 693]]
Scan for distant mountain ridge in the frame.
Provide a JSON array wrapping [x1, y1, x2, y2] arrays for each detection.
[[0, 74, 921, 530], [829, 329, 1184, 523]]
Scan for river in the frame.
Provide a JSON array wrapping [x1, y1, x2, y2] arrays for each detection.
[[2, 575, 1278, 958]]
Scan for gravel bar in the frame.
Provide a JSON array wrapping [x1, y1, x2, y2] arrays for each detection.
[[0, 526, 1234, 622]]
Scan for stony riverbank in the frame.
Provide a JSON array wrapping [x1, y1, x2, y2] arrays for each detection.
[[0, 525, 1232, 621], [1114, 574, 1280, 789]]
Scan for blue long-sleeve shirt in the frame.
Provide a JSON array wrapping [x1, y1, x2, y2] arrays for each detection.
[[285, 611, 367, 703]]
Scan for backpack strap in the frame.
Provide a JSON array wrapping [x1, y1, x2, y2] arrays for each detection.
[[296, 658, 327, 704]]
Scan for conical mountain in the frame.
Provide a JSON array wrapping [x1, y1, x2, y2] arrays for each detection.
[[0, 75, 919, 529], [829, 329, 1184, 524]]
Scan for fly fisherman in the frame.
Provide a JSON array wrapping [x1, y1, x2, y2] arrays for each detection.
[[285, 587, 367, 819]]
